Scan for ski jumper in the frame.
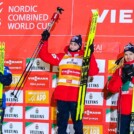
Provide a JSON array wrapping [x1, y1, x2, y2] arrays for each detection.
[[108, 60, 134, 115], [107, 60, 134, 134], [39, 41, 99, 102]]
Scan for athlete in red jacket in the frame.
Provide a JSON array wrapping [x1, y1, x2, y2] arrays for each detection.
[[107, 43, 134, 134], [39, 30, 99, 134]]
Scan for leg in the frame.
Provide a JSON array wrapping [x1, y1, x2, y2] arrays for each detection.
[[1, 108, 5, 124], [1, 108, 5, 134], [57, 100, 69, 134], [0, 108, 3, 134], [69, 102, 83, 134], [117, 114, 131, 134]]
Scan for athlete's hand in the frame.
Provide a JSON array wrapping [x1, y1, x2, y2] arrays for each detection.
[[41, 30, 50, 41], [122, 64, 134, 83], [90, 44, 94, 53]]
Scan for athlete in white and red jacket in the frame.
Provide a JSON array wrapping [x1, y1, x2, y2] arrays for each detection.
[[107, 43, 134, 134], [39, 30, 99, 134]]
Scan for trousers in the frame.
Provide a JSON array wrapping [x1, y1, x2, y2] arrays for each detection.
[[117, 114, 131, 134], [57, 100, 83, 134]]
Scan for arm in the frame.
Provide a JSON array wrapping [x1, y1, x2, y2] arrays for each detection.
[[2, 93, 6, 109], [88, 54, 99, 76], [107, 68, 123, 93], [0, 66, 12, 86], [39, 41, 64, 66]]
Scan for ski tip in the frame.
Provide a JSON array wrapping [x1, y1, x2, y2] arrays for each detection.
[[92, 9, 99, 15], [0, 42, 5, 49]]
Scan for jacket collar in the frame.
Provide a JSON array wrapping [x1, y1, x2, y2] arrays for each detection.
[[124, 60, 134, 65]]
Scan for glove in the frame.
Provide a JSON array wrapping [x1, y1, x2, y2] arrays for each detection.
[[0, 72, 3, 81], [41, 30, 50, 41], [89, 44, 94, 53], [123, 64, 134, 77], [121, 72, 130, 83], [121, 64, 134, 83]]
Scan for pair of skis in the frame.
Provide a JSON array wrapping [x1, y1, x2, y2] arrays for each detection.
[[76, 10, 99, 120], [0, 42, 5, 134], [0, 43, 5, 102]]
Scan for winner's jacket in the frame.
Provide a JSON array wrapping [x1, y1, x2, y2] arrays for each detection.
[[39, 41, 99, 102], [107, 60, 134, 115]]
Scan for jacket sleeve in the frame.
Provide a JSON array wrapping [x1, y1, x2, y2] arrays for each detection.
[[0, 66, 12, 86], [2, 93, 6, 109], [107, 68, 123, 93], [38, 41, 64, 66], [88, 54, 99, 76]]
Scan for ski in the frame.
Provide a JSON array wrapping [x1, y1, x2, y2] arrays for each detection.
[[130, 86, 134, 134], [76, 10, 99, 120], [0, 42, 5, 103], [0, 42, 5, 134]]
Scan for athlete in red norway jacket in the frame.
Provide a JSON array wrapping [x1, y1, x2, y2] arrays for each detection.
[[39, 41, 99, 102], [107, 43, 134, 115], [108, 61, 134, 115]]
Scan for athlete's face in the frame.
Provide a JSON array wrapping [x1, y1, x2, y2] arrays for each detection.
[[124, 51, 134, 62], [69, 42, 80, 51]]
